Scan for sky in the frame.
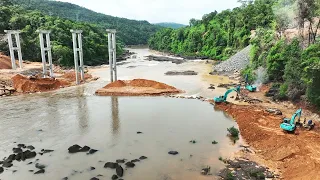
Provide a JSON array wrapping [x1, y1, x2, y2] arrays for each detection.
[[58, 0, 241, 24]]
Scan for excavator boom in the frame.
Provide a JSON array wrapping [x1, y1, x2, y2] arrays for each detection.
[[280, 108, 302, 132]]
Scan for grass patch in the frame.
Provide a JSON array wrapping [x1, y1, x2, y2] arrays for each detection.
[[212, 140, 218, 144], [227, 126, 239, 137]]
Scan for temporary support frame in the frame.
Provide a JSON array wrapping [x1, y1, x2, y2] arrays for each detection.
[[4, 30, 23, 69], [106, 29, 117, 82], [70, 29, 84, 85], [36, 30, 54, 77]]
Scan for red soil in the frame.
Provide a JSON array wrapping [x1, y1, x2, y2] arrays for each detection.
[[0, 53, 14, 69], [215, 103, 320, 180], [62, 71, 93, 82], [96, 79, 182, 96], [12, 74, 70, 93]]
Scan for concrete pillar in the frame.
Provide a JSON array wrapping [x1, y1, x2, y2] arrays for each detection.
[[36, 30, 54, 77], [70, 30, 84, 85], [4, 30, 23, 69], [106, 29, 117, 82]]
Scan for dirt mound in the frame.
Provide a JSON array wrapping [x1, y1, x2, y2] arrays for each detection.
[[215, 103, 320, 180], [96, 79, 182, 96], [62, 71, 93, 82], [0, 53, 14, 69], [12, 74, 70, 93]]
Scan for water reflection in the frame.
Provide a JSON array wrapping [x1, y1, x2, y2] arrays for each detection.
[[75, 87, 89, 133], [111, 96, 120, 135]]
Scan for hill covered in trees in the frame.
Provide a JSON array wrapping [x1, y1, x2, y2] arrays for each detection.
[[12, 0, 161, 45], [0, 0, 123, 66], [149, 0, 320, 109], [155, 22, 186, 29]]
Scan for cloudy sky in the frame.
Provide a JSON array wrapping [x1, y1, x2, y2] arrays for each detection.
[[58, 0, 241, 24]]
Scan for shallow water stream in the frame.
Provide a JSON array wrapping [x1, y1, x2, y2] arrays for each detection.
[[0, 48, 241, 180]]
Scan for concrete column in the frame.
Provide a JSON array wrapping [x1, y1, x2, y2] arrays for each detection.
[[106, 29, 117, 82], [37, 30, 53, 77], [70, 30, 84, 85], [4, 30, 23, 69]]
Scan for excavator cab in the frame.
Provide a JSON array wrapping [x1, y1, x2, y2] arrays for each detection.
[[280, 109, 302, 132], [213, 86, 240, 103]]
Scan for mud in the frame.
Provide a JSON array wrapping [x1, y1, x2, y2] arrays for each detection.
[[95, 79, 182, 96], [165, 70, 198, 76], [215, 103, 320, 180], [12, 74, 70, 93]]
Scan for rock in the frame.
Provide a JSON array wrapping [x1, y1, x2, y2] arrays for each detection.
[[116, 159, 126, 163], [27, 162, 33, 165], [68, 144, 82, 153], [42, 149, 54, 154], [137, 131, 143, 134], [26, 145, 35, 150], [13, 147, 23, 153], [24, 150, 37, 159], [35, 163, 46, 169], [97, 174, 103, 177], [201, 166, 211, 175], [90, 178, 99, 180], [90, 166, 95, 171], [87, 149, 98, 154], [168, 151, 179, 155], [266, 172, 274, 178], [17, 144, 26, 148], [2, 160, 13, 168], [165, 71, 198, 76], [79, 146, 90, 152], [131, 159, 140, 163], [13, 170, 17, 173], [266, 108, 282, 115], [0, 167, 4, 174], [7, 154, 16, 161], [104, 162, 119, 169], [62, 177, 68, 180], [145, 55, 186, 64], [230, 96, 235, 98], [112, 174, 118, 180], [29, 170, 34, 172], [139, 156, 147, 160], [34, 169, 45, 174], [116, 165, 124, 177], [125, 161, 135, 168]]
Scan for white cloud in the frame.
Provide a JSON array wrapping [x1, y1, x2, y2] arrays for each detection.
[[57, 0, 241, 24]]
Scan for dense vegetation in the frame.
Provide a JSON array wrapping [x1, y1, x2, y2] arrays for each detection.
[[12, 0, 161, 45], [149, 0, 320, 109], [155, 22, 186, 29], [149, 0, 275, 60], [0, 0, 123, 66]]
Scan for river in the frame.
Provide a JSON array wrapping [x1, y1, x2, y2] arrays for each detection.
[[0, 48, 242, 180]]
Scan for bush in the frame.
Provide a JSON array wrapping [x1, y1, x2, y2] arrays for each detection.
[[227, 126, 239, 137], [278, 83, 288, 100]]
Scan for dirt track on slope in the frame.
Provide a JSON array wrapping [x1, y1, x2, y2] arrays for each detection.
[[215, 103, 320, 180]]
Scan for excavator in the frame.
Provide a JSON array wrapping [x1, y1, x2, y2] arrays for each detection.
[[214, 86, 240, 103], [245, 74, 257, 92], [280, 108, 302, 132]]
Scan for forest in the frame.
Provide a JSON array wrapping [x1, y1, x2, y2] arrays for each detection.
[[11, 0, 161, 45], [149, 0, 320, 109], [0, 0, 125, 66]]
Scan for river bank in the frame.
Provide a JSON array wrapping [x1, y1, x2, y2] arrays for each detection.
[[0, 48, 319, 180]]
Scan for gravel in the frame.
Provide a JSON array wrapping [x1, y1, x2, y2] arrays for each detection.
[[213, 45, 251, 73]]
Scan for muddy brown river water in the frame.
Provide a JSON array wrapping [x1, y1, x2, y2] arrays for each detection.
[[0, 48, 242, 180]]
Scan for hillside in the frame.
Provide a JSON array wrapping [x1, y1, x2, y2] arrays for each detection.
[[12, 0, 161, 45], [155, 22, 186, 29]]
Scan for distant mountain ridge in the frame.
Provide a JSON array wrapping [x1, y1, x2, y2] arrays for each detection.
[[155, 22, 187, 29], [12, 0, 162, 45]]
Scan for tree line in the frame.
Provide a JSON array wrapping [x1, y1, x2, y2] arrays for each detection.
[[149, 0, 320, 109], [0, 1, 123, 66], [11, 0, 161, 45]]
